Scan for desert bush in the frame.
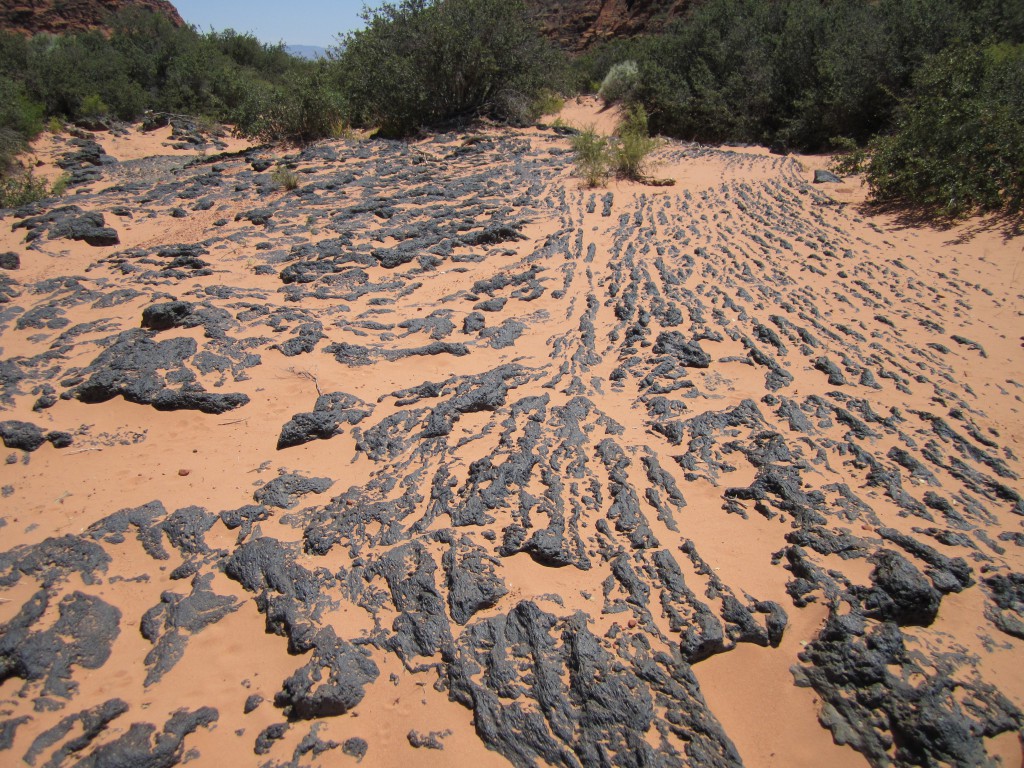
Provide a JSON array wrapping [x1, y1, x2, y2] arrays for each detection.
[[618, 0, 1023, 152], [0, 32, 31, 81], [208, 29, 294, 76], [569, 107, 658, 186], [571, 127, 611, 187], [50, 172, 69, 196], [0, 169, 54, 209], [532, 90, 564, 118], [0, 128, 25, 175], [612, 105, 656, 180], [79, 94, 109, 119], [598, 60, 639, 105], [234, 63, 346, 143], [614, 131, 656, 180], [0, 76, 43, 141], [865, 43, 1024, 216], [571, 37, 642, 95], [338, 0, 566, 137], [6, 8, 320, 131], [828, 136, 868, 177], [0, 76, 43, 179]]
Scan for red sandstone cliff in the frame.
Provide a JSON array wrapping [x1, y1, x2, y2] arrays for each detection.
[[525, 0, 690, 52], [1, 0, 185, 36]]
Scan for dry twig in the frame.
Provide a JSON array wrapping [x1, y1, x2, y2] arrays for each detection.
[[289, 367, 323, 396]]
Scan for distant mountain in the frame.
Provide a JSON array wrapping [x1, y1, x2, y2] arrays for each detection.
[[286, 45, 329, 61], [524, 0, 690, 52], [1, 0, 184, 36]]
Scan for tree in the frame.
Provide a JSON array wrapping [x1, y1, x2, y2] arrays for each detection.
[[337, 0, 564, 137], [866, 44, 1024, 215]]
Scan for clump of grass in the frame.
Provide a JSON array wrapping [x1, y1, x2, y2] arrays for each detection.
[[612, 105, 657, 181], [271, 163, 299, 191], [613, 130, 656, 180], [571, 126, 611, 187], [569, 107, 661, 187], [50, 172, 70, 196], [330, 120, 356, 141]]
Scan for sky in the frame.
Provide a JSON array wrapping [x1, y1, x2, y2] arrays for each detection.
[[172, 0, 367, 48]]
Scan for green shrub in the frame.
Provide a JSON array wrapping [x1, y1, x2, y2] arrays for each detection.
[[571, 37, 643, 95], [79, 93, 109, 119], [26, 31, 144, 120], [532, 90, 564, 118], [6, 8, 321, 131], [617, 0, 1024, 151], [0, 75, 43, 141], [571, 127, 611, 187], [0, 169, 54, 209], [865, 43, 1024, 216], [599, 60, 639, 105], [614, 130, 656, 180], [0, 128, 24, 174], [612, 105, 656, 180], [617, 104, 649, 140], [234, 64, 346, 143], [0, 76, 43, 176], [828, 136, 867, 177], [338, 0, 566, 137]]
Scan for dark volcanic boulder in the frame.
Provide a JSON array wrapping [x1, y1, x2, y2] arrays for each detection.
[[63, 329, 249, 414], [72, 707, 218, 768], [50, 212, 120, 246], [861, 549, 942, 626], [983, 572, 1024, 639], [0, 420, 46, 451], [14, 207, 118, 246], [141, 301, 195, 331], [277, 392, 372, 449], [254, 473, 333, 509], [796, 616, 1021, 766], [275, 628, 379, 719], [653, 331, 711, 368], [150, 390, 249, 414], [0, 590, 121, 700]]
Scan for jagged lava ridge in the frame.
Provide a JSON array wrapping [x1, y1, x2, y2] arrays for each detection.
[[0, 116, 1022, 767]]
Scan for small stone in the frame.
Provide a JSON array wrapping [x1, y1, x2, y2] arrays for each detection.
[[342, 737, 368, 761]]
